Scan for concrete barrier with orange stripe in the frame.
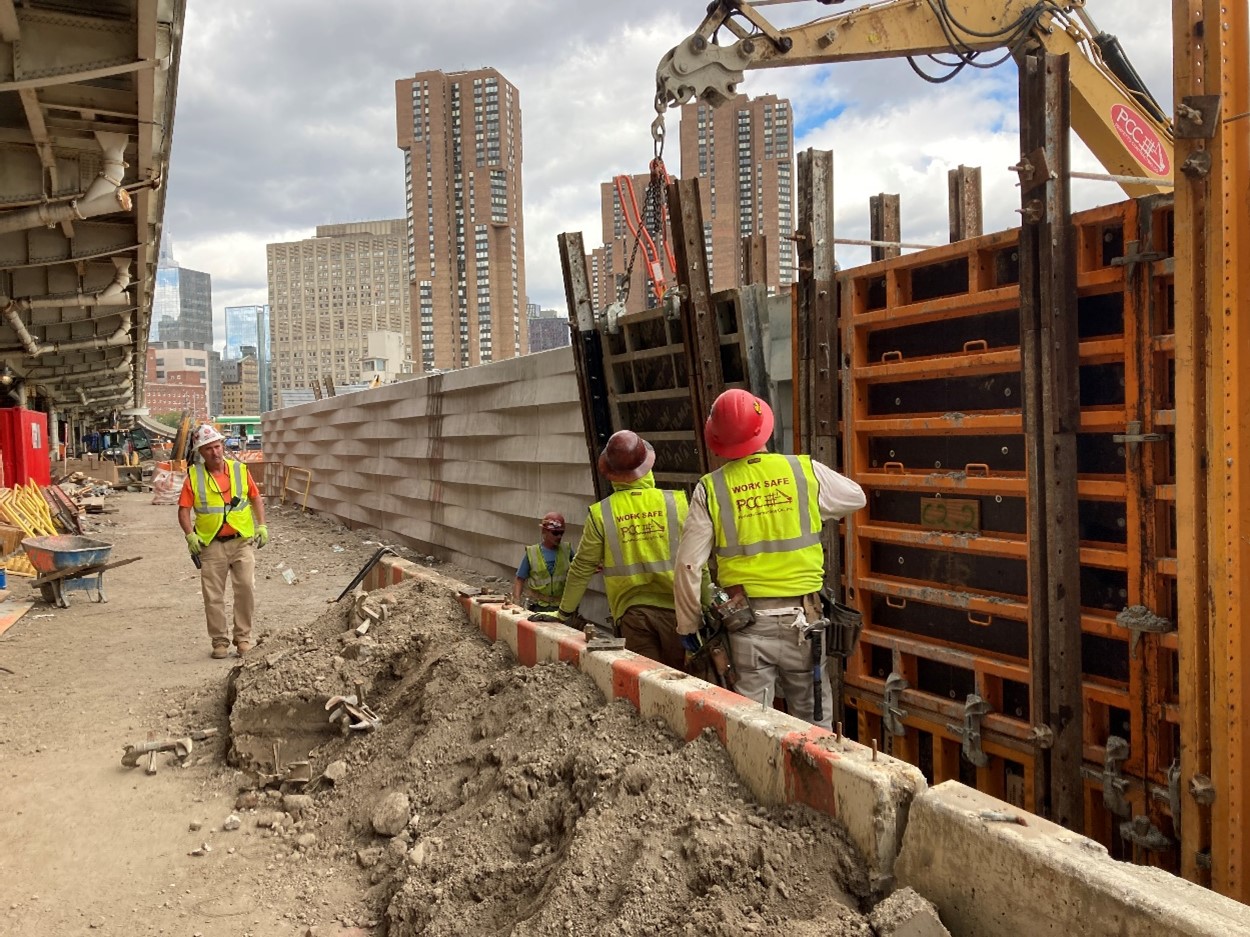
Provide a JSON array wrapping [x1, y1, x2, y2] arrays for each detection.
[[363, 553, 926, 890]]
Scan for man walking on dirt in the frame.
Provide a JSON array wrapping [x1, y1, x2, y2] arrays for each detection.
[[534, 430, 702, 671], [178, 424, 269, 659], [510, 512, 573, 614], [673, 390, 865, 729]]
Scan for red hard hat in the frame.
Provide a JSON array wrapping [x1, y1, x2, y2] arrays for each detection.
[[540, 512, 565, 531], [705, 389, 774, 459], [597, 430, 656, 482]]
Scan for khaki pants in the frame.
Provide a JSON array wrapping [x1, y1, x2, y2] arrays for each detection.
[[618, 605, 687, 672], [200, 536, 256, 648], [728, 598, 832, 731]]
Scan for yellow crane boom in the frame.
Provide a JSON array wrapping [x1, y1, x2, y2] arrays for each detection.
[[655, 0, 1174, 197]]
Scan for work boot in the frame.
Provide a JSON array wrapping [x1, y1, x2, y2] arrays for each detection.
[[235, 641, 252, 657], [210, 645, 230, 659]]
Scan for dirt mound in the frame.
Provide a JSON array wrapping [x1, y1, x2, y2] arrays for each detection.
[[228, 575, 873, 936]]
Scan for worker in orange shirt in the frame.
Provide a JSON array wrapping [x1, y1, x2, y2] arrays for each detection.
[[177, 425, 269, 659]]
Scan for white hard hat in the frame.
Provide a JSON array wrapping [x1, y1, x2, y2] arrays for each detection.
[[192, 424, 224, 449]]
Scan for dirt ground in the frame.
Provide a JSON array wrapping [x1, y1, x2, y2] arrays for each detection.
[[0, 491, 878, 937]]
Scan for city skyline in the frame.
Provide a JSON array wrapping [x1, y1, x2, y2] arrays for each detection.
[[162, 3, 1172, 351]]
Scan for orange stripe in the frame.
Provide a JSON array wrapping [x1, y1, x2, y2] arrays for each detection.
[[557, 632, 583, 664], [478, 603, 498, 642], [611, 656, 666, 708], [682, 685, 740, 742], [783, 729, 840, 816], [515, 620, 538, 665]]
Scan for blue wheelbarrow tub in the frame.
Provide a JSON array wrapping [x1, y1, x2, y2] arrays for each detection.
[[21, 535, 114, 575]]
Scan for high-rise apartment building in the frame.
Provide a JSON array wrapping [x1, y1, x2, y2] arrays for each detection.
[[225, 304, 273, 412], [266, 221, 411, 395], [152, 240, 213, 346], [678, 94, 795, 294], [221, 354, 260, 415], [396, 68, 526, 371]]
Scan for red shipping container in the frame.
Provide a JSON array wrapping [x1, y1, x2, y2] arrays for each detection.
[[0, 407, 50, 488]]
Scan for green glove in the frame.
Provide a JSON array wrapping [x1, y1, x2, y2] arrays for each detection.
[[531, 609, 568, 624], [255, 525, 269, 549], [185, 531, 202, 556]]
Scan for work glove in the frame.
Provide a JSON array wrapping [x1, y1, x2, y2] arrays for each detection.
[[185, 532, 202, 556], [255, 525, 269, 549], [531, 609, 568, 624]]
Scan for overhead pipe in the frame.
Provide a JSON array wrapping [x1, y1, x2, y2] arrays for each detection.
[[0, 312, 132, 356], [27, 351, 134, 381], [1, 260, 133, 356], [0, 132, 133, 235]]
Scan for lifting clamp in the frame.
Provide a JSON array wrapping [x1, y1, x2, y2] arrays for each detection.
[[946, 694, 991, 767]]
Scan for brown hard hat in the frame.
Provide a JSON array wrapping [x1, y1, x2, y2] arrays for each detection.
[[598, 429, 656, 482]]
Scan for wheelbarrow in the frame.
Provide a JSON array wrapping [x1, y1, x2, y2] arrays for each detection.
[[21, 535, 141, 608]]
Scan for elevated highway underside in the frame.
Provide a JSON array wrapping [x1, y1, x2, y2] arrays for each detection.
[[0, 0, 183, 419]]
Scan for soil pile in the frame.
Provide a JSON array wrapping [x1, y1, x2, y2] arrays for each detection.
[[229, 574, 875, 936]]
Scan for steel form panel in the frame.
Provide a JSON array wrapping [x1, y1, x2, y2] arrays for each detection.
[[840, 197, 1183, 872]]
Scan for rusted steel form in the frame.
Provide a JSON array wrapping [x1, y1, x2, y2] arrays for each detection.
[[838, 191, 1186, 873], [566, 187, 763, 494], [948, 166, 983, 243], [1173, 0, 1250, 899]]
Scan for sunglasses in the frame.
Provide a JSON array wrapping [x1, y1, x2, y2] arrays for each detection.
[[544, 528, 565, 536]]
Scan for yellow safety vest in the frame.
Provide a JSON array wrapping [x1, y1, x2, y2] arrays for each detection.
[[702, 452, 823, 598], [524, 542, 572, 606], [591, 486, 686, 621], [189, 461, 256, 544]]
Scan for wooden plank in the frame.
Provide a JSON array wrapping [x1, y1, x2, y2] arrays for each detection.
[[0, 599, 35, 639], [948, 166, 984, 242], [558, 231, 611, 502], [1018, 51, 1084, 832], [869, 193, 901, 262], [737, 283, 772, 405]]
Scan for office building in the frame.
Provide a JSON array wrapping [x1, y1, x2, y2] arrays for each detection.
[[221, 354, 260, 415], [396, 67, 526, 371], [266, 221, 411, 396], [678, 93, 795, 294], [144, 347, 208, 421], [147, 340, 220, 416], [225, 304, 273, 412], [152, 240, 213, 346], [527, 308, 570, 354]]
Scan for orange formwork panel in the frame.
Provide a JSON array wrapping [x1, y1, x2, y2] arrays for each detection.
[[838, 198, 1182, 874]]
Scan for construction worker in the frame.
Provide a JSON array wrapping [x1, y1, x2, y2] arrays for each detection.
[[533, 431, 703, 670], [510, 512, 573, 614], [177, 424, 269, 659], [673, 389, 866, 730]]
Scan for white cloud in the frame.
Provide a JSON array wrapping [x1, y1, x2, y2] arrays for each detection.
[[164, 0, 1175, 350]]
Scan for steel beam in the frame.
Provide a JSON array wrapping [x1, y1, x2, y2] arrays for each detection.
[[558, 230, 611, 502], [869, 193, 900, 262], [1172, 0, 1250, 899], [948, 165, 983, 242], [1018, 51, 1084, 831]]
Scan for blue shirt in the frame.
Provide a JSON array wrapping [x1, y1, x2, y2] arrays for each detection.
[[516, 544, 573, 580]]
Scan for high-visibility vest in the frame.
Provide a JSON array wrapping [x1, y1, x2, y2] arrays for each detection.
[[189, 460, 256, 544], [591, 486, 686, 621], [524, 542, 572, 605], [701, 452, 823, 598]]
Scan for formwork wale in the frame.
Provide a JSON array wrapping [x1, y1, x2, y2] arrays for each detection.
[[838, 197, 1180, 870]]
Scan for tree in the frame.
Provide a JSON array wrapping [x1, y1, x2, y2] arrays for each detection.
[[151, 412, 183, 429]]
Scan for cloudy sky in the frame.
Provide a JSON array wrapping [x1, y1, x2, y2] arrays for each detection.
[[162, 1, 1175, 351]]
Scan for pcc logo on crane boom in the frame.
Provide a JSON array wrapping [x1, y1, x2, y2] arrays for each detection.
[[1110, 103, 1170, 177]]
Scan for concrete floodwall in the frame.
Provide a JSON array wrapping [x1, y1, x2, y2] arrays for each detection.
[[262, 347, 597, 584]]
